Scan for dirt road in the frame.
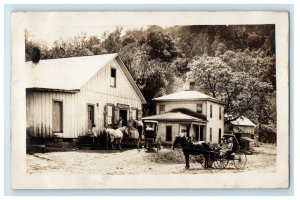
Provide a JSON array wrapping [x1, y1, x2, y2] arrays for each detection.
[[27, 144, 276, 175]]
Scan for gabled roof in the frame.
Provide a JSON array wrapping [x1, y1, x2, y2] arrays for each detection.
[[154, 90, 224, 105], [26, 53, 117, 90], [230, 116, 256, 127], [142, 112, 207, 123], [26, 53, 146, 103]]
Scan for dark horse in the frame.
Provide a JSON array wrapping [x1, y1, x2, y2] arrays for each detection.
[[173, 136, 211, 169]]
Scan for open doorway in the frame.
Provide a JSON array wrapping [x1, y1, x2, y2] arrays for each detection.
[[200, 126, 205, 141], [87, 105, 95, 130], [195, 126, 200, 141], [119, 109, 128, 126]]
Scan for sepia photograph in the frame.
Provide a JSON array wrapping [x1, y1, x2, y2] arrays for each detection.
[[10, 11, 289, 189]]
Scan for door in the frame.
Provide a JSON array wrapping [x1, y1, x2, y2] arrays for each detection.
[[119, 109, 128, 126], [200, 126, 204, 141], [53, 101, 63, 133], [166, 126, 172, 142], [88, 105, 94, 130], [195, 126, 200, 141], [186, 126, 190, 137]]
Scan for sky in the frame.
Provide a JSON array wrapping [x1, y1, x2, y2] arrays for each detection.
[[27, 24, 146, 47], [24, 12, 173, 47]]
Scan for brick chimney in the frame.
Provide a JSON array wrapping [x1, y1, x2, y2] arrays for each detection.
[[189, 82, 195, 90]]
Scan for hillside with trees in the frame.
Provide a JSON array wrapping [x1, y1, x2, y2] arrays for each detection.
[[25, 25, 276, 134]]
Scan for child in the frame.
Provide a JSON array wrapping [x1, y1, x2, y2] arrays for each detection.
[[91, 124, 97, 143]]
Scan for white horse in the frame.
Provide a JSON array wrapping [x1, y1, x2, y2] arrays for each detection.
[[106, 126, 128, 149]]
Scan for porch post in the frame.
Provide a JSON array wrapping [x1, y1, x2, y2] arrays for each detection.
[[189, 123, 193, 138], [198, 125, 201, 141]]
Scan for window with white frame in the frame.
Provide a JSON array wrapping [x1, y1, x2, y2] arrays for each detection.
[[110, 68, 116, 87], [159, 105, 165, 114], [219, 106, 222, 120], [196, 103, 203, 114], [210, 104, 213, 118]]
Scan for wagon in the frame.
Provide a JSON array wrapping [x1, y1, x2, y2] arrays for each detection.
[[192, 134, 247, 169], [138, 120, 161, 152]]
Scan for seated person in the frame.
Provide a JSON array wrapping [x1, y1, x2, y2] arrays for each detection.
[[146, 124, 154, 131], [218, 137, 234, 157]]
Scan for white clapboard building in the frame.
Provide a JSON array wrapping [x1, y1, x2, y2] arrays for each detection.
[[26, 53, 146, 140], [143, 88, 225, 144]]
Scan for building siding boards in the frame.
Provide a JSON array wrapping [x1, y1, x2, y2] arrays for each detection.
[[224, 116, 256, 136], [233, 126, 255, 135], [26, 56, 143, 139]]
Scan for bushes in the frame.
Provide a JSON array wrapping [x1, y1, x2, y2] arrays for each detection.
[[256, 124, 276, 144]]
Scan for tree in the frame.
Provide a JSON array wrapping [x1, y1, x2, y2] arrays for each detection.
[[187, 55, 273, 122], [140, 28, 180, 62], [117, 27, 183, 115], [25, 29, 49, 61], [220, 49, 276, 90], [128, 52, 170, 115], [100, 27, 122, 53]]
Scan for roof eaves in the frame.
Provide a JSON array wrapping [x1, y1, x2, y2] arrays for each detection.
[[142, 118, 206, 123], [115, 56, 147, 104], [232, 124, 256, 127], [26, 87, 80, 93], [154, 98, 225, 105]]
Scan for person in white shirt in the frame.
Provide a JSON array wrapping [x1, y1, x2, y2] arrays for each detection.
[[137, 117, 143, 139], [219, 137, 234, 157]]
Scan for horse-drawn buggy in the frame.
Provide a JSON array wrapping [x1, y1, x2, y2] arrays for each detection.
[[173, 133, 247, 170], [137, 120, 162, 152]]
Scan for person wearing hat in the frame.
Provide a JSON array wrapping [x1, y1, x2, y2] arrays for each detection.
[[217, 136, 227, 150], [179, 129, 187, 138], [219, 137, 234, 157]]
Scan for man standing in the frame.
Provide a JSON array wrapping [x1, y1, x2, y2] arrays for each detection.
[[137, 117, 143, 139]]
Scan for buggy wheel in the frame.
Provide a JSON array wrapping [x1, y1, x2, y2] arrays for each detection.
[[233, 151, 247, 169], [213, 155, 229, 169]]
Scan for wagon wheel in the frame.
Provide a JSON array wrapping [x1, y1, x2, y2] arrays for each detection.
[[233, 151, 247, 169], [213, 154, 229, 169]]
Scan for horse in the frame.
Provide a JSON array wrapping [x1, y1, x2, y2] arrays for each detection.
[[105, 126, 128, 149], [172, 136, 211, 169]]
